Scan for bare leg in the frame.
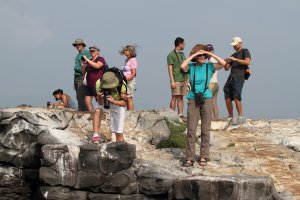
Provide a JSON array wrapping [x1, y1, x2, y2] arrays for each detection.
[[225, 98, 233, 118], [170, 96, 177, 111], [234, 98, 243, 117], [85, 96, 94, 112], [177, 95, 184, 115], [115, 133, 124, 142], [212, 96, 218, 120], [93, 108, 102, 133], [127, 97, 134, 111]]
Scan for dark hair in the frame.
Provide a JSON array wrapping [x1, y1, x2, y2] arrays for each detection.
[[174, 37, 184, 47], [53, 89, 63, 95]]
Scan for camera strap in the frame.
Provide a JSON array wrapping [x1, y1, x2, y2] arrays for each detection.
[[173, 50, 185, 64], [192, 63, 209, 93]]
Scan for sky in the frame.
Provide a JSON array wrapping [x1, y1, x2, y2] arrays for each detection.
[[0, 0, 299, 119]]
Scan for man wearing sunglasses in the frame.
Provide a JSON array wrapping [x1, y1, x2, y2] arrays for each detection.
[[72, 38, 91, 111], [224, 36, 251, 124]]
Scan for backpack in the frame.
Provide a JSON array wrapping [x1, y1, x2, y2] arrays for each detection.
[[105, 67, 127, 95], [242, 49, 251, 80], [103, 63, 109, 73]]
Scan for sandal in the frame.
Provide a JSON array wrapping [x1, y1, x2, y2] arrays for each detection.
[[183, 160, 194, 167], [199, 158, 207, 166]]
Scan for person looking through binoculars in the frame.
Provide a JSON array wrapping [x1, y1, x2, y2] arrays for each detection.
[[181, 44, 226, 167]]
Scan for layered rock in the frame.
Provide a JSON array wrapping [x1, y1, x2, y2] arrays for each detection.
[[0, 107, 298, 199]]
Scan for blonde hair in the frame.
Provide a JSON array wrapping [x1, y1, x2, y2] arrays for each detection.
[[119, 45, 137, 57]]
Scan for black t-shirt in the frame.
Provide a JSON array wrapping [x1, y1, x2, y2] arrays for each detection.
[[229, 48, 251, 80]]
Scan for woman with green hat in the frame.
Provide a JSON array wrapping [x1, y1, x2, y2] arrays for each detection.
[[91, 71, 127, 143]]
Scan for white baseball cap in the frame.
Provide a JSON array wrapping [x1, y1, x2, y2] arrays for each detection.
[[230, 36, 243, 46]]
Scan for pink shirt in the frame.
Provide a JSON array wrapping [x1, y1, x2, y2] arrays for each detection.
[[122, 58, 137, 79]]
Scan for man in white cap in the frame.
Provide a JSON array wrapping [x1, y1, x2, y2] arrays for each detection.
[[223, 36, 251, 124]]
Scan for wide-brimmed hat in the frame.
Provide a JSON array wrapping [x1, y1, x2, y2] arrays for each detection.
[[230, 36, 243, 46], [206, 44, 214, 51], [101, 72, 119, 89], [89, 45, 100, 51], [72, 38, 86, 47], [190, 44, 208, 61]]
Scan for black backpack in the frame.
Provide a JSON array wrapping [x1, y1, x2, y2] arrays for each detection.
[[105, 67, 127, 95], [242, 49, 251, 80]]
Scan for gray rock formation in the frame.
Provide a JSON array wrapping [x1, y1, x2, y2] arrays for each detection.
[[0, 107, 298, 199]]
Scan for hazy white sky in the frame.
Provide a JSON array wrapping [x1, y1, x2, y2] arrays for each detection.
[[1, 0, 299, 119]]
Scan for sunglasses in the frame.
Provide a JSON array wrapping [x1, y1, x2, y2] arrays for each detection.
[[197, 54, 208, 59]]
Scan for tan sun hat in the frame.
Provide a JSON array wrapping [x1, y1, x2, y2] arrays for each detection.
[[72, 38, 86, 47], [230, 36, 243, 46], [101, 72, 119, 89], [190, 44, 208, 62], [89, 45, 100, 51]]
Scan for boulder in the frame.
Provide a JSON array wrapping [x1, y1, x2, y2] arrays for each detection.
[[39, 186, 87, 200], [40, 145, 79, 187], [137, 166, 176, 196], [172, 175, 276, 200], [98, 142, 136, 173], [100, 168, 136, 194], [0, 166, 32, 200]]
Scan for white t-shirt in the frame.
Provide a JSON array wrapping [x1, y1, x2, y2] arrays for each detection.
[[209, 57, 218, 83]]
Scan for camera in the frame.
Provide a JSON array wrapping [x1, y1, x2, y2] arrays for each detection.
[[195, 93, 205, 106], [103, 89, 111, 109]]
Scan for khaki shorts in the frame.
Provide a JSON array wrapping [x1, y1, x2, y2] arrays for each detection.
[[172, 81, 188, 96], [127, 79, 136, 97], [209, 83, 219, 97]]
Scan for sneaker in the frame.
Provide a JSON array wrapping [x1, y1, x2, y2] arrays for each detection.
[[91, 136, 100, 144], [227, 117, 237, 125], [237, 116, 246, 125]]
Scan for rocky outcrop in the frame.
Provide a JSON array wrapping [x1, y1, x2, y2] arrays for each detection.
[[0, 107, 298, 199]]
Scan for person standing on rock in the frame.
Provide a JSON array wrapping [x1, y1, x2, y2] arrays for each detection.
[[81, 45, 106, 112], [181, 44, 226, 167], [120, 45, 137, 111], [207, 44, 223, 120], [72, 39, 90, 111], [167, 37, 188, 120], [223, 37, 251, 124], [91, 71, 127, 143]]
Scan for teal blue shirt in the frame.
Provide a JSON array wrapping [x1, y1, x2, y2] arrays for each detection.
[[186, 62, 215, 100], [74, 49, 91, 75]]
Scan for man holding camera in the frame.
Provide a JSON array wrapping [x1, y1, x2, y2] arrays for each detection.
[[72, 38, 90, 111], [224, 37, 251, 124], [167, 37, 188, 120], [91, 71, 127, 143]]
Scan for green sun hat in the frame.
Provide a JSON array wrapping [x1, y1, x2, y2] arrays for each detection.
[[101, 72, 119, 89], [72, 38, 86, 47]]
